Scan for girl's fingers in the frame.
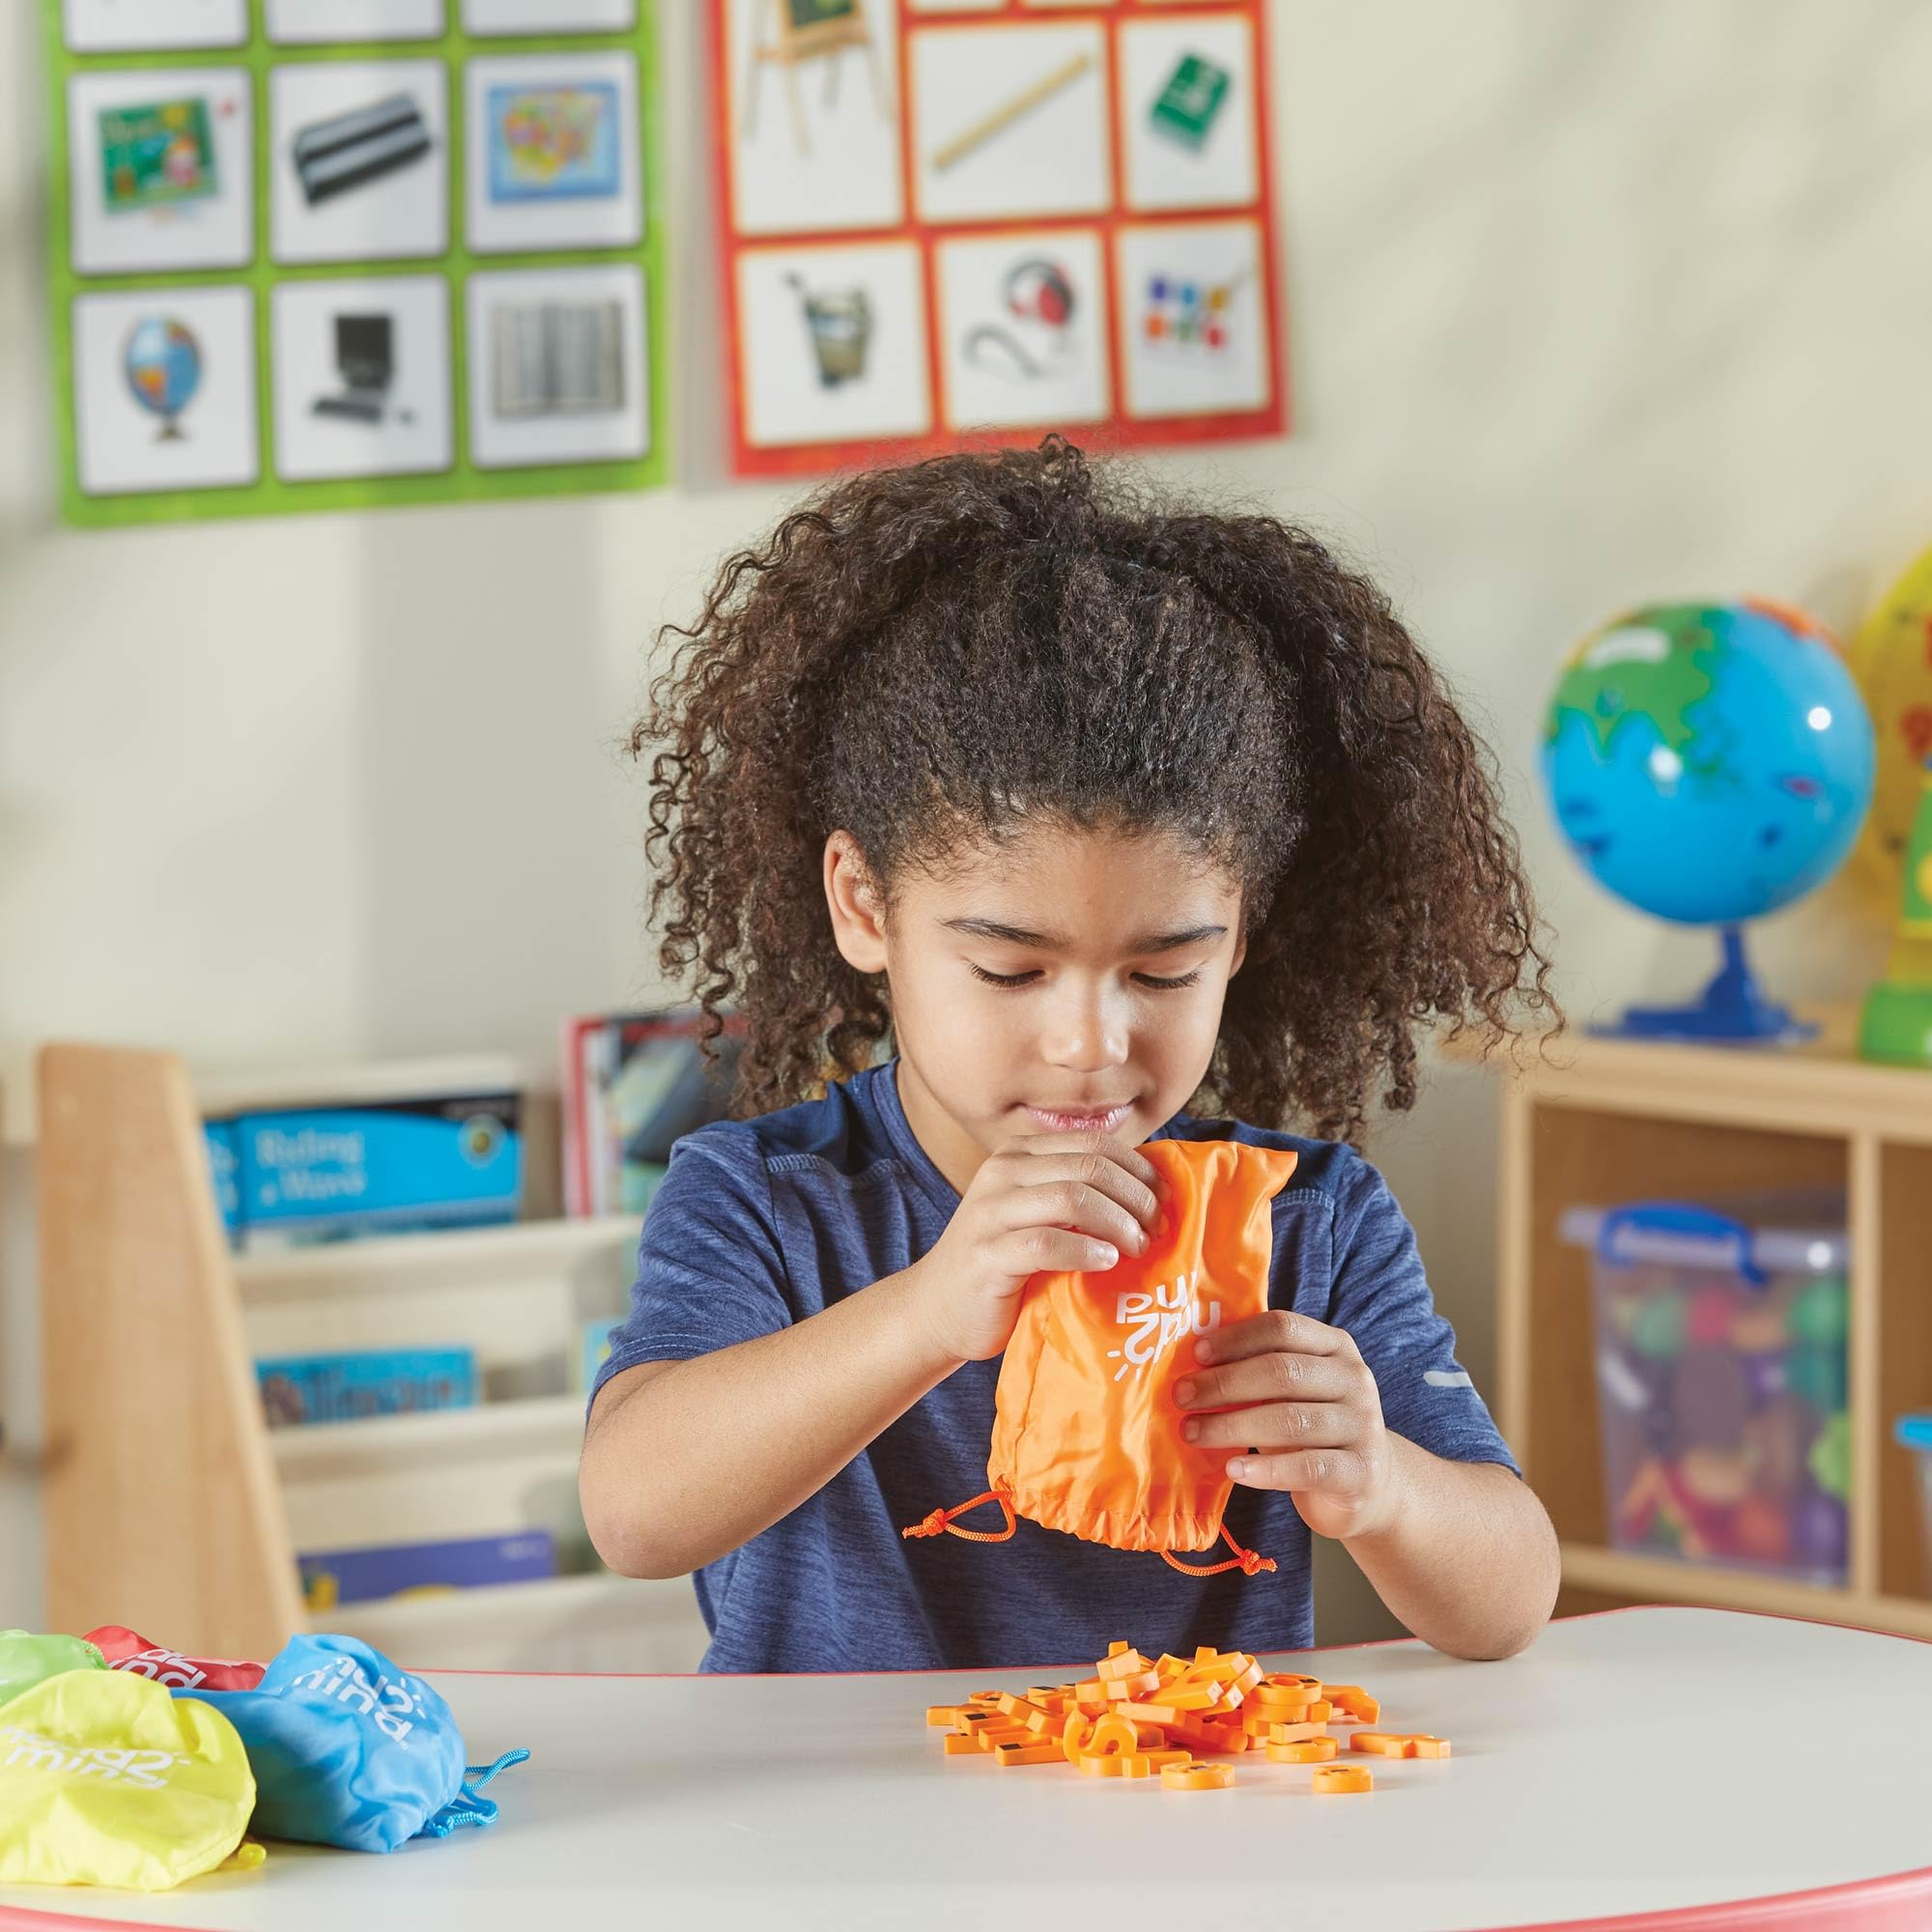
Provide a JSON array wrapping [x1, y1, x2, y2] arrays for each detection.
[[1000, 1225, 1123, 1276], [1179, 1401, 1354, 1452], [1226, 1448, 1372, 1492], [1001, 1179, 1152, 1258], [1003, 1135, 1164, 1215], [1190, 1307, 1357, 1369], [1173, 1349, 1359, 1411]]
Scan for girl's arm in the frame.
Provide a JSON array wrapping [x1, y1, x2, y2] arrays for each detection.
[[1339, 1440, 1558, 1661], [580, 1132, 1162, 1579], [582, 1267, 958, 1579]]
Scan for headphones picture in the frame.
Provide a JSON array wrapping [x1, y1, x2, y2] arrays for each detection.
[[962, 257, 1077, 380]]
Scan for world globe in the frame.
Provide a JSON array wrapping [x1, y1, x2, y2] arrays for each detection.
[[1542, 601, 1875, 1038], [123, 316, 202, 440]]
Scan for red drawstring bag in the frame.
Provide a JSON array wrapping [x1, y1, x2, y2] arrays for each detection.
[[904, 1139, 1298, 1576], [85, 1626, 266, 1691]]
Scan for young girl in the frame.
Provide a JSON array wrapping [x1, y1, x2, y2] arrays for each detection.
[[581, 438, 1561, 1673]]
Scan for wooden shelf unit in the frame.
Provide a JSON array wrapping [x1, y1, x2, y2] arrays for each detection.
[[36, 1042, 700, 1672], [1491, 1023, 1932, 1634]]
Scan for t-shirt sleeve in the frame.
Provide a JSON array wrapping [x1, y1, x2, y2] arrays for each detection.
[[1323, 1153, 1519, 1476], [588, 1123, 792, 1409]]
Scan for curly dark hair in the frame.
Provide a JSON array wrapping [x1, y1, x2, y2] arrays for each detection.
[[636, 437, 1556, 1144]]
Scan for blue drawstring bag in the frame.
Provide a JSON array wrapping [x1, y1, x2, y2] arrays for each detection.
[[178, 1633, 526, 1854]]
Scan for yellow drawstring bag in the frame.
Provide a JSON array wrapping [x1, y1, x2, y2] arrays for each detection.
[[0, 1668, 263, 1891]]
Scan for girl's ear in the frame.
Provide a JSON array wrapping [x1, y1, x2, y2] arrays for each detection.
[[824, 831, 889, 974]]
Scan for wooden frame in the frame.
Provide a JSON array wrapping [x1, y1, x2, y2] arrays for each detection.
[[1488, 1021, 1932, 1637]]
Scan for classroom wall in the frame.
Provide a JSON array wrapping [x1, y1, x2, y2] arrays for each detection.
[[3, 0, 1923, 1640]]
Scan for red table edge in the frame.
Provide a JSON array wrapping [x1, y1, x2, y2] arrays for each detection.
[[6, 1603, 1929, 1932]]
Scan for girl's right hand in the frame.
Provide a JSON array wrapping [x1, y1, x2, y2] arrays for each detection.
[[907, 1134, 1164, 1364]]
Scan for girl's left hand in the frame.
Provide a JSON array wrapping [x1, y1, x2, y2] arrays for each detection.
[[1171, 1309, 1398, 1542]]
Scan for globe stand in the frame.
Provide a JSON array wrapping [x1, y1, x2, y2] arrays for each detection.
[[155, 414, 185, 442], [1595, 924, 1815, 1044]]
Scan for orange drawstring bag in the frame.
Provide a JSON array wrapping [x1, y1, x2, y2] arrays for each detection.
[[904, 1139, 1298, 1577]]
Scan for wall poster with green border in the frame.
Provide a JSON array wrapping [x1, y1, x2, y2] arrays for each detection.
[[43, 0, 668, 526]]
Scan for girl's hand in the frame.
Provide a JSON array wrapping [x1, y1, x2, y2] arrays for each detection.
[[1172, 1309, 1398, 1542], [910, 1134, 1163, 1364]]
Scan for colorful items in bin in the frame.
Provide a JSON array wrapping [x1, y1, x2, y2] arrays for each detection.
[[1541, 600, 1874, 1041], [85, 1628, 265, 1692], [925, 1640, 1422, 1797], [0, 1629, 103, 1705], [904, 1141, 1297, 1571], [177, 1633, 526, 1854], [0, 1668, 261, 1892], [298, 1529, 558, 1610], [257, 1348, 478, 1430], [1564, 1197, 1851, 1584]]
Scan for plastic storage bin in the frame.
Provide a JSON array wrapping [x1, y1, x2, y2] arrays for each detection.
[[1560, 1197, 1850, 1585], [1895, 1414, 1932, 1591]]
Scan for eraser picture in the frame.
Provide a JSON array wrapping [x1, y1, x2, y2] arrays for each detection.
[[291, 92, 433, 205]]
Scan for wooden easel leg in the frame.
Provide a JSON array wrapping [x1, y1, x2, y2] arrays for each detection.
[[740, 2, 765, 141], [783, 61, 810, 156], [860, 10, 891, 120], [825, 48, 842, 110]]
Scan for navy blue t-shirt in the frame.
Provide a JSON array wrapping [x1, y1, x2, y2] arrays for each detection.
[[589, 1061, 1517, 1673]]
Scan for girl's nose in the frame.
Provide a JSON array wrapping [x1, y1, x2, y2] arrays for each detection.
[[1041, 987, 1131, 1071]]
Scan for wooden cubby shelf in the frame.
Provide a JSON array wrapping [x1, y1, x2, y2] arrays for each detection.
[[1488, 1021, 1932, 1636]]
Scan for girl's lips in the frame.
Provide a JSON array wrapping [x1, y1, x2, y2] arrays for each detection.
[[1024, 1104, 1131, 1135]]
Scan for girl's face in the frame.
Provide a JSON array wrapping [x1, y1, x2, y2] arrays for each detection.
[[824, 820, 1247, 1194]]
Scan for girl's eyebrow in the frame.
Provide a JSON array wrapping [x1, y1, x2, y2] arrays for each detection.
[[943, 918, 1228, 953]]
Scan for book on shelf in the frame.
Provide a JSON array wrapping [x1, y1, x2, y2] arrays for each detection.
[[560, 1008, 740, 1219], [298, 1529, 558, 1610], [256, 1348, 478, 1429]]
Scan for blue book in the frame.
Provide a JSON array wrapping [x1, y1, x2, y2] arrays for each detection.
[[299, 1530, 557, 1609], [257, 1348, 477, 1429]]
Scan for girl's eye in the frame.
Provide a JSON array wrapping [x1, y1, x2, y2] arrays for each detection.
[[969, 963, 1041, 988], [1135, 971, 1205, 991]]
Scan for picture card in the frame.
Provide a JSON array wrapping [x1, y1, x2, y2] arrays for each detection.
[[467, 263, 651, 469], [910, 19, 1110, 224], [1118, 11, 1259, 213], [62, 0, 246, 52], [935, 228, 1110, 432], [68, 67, 253, 274], [265, 0, 446, 43], [736, 240, 929, 447], [465, 51, 643, 254], [270, 273, 454, 481], [463, 0, 638, 30], [1115, 216, 1270, 419], [724, 0, 902, 236], [72, 284, 258, 496], [270, 59, 449, 265]]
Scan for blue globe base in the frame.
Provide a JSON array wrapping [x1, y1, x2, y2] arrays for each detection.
[[1591, 925, 1816, 1045]]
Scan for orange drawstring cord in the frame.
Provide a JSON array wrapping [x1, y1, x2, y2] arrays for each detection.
[[901, 1488, 1017, 1545], [1160, 1525, 1277, 1578]]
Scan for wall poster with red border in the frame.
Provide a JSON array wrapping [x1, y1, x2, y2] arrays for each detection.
[[709, 0, 1286, 479]]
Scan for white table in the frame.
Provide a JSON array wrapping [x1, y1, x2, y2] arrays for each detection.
[[4, 1607, 1930, 1931]]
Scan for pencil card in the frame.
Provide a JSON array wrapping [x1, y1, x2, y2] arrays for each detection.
[[269, 58, 449, 265], [264, 0, 444, 42], [68, 67, 252, 274], [910, 20, 1111, 224], [465, 50, 643, 254], [1119, 11, 1258, 213], [1116, 216, 1270, 419], [62, 0, 246, 52], [736, 240, 930, 447], [725, 0, 903, 237], [935, 229, 1110, 432], [270, 274, 453, 481], [71, 284, 258, 496]]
